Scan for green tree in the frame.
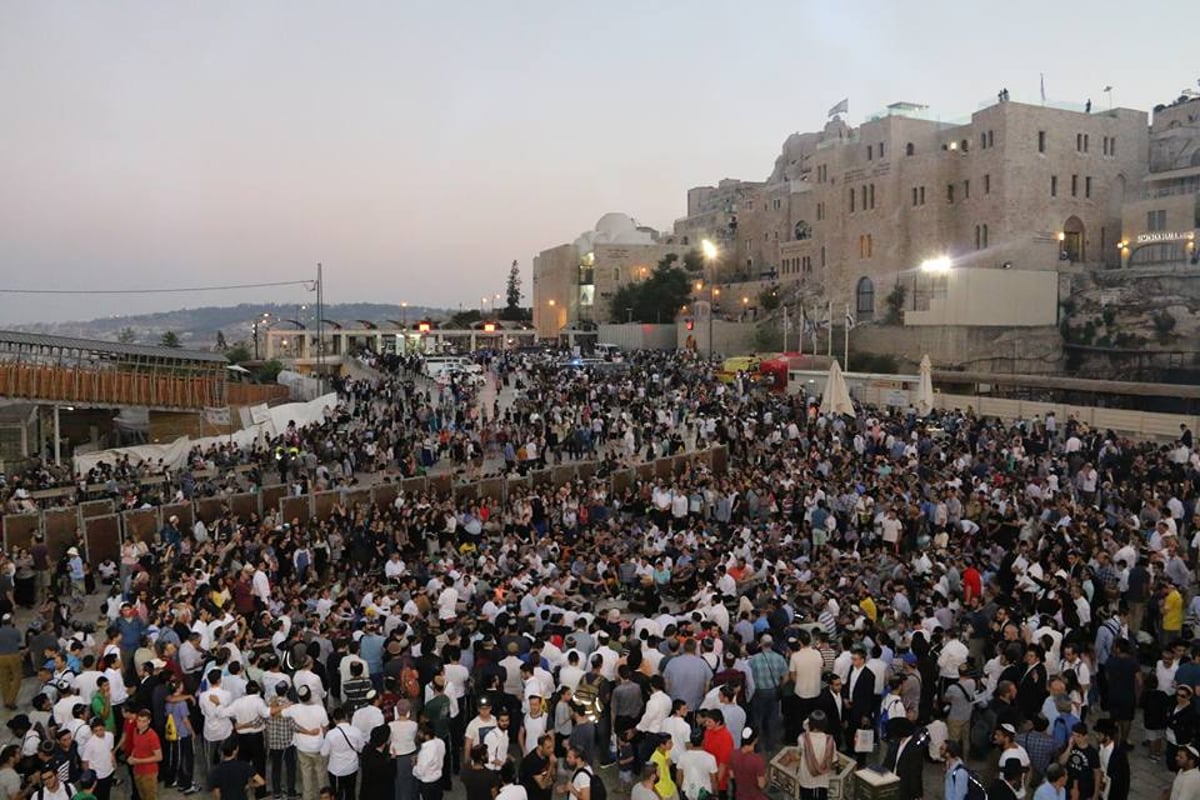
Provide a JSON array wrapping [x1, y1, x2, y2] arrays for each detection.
[[753, 320, 784, 352], [682, 249, 705, 273], [116, 327, 137, 344], [215, 330, 228, 350], [505, 260, 522, 312], [759, 287, 781, 312], [257, 359, 284, 383], [225, 342, 252, 364], [883, 283, 908, 325], [449, 309, 482, 328], [160, 331, 182, 348], [608, 255, 691, 323]]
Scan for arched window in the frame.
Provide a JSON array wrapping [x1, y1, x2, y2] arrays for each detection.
[[794, 220, 812, 240], [905, 142, 915, 156], [856, 277, 875, 321], [613, 267, 621, 283]]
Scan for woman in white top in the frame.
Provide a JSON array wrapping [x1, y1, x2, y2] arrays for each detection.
[[796, 711, 837, 799]]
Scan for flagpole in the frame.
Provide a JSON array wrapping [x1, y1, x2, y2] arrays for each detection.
[[844, 303, 851, 369], [827, 299, 833, 358], [798, 306, 804, 356], [782, 304, 788, 352]]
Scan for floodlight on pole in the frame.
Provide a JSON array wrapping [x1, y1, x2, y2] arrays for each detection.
[[919, 256, 952, 274]]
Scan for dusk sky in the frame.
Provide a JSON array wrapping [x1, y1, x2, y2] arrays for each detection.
[[1, 1, 1194, 325]]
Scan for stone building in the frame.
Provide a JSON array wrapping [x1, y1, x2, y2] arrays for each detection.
[[676, 98, 1148, 324], [1119, 95, 1200, 267], [532, 213, 692, 338]]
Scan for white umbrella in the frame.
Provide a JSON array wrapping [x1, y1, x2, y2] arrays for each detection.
[[916, 354, 935, 416], [819, 360, 855, 417]]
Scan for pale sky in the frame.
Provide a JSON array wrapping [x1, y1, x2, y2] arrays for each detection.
[[0, 0, 1194, 324]]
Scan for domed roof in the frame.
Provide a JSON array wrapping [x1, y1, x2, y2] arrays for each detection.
[[573, 212, 657, 253]]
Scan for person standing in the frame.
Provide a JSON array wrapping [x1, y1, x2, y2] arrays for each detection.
[[321, 707, 365, 800], [208, 739, 265, 800], [1167, 744, 1200, 800], [359, 727, 395, 800], [125, 709, 162, 800], [1058, 723, 1100, 800], [80, 718, 116, 800], [728, 728, 767, 800], [746, 637, 787, 753], [276, 685, 329, 800], [0, 614, 23, 710], [1094, 719, 1129, 800], [413, 723, 446, 800], [787, 632, 824, 744], [796, 711, 837, 800]]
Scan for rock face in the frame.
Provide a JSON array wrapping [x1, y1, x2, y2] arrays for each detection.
[[1061, 268, 1200, 379]]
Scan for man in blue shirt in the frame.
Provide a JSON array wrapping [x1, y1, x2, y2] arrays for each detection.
[[1032, 763, 1067, 800], [941, 741, 970, 800]]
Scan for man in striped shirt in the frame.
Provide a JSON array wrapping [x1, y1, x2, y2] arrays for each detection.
[[746, 635, 787, 753]]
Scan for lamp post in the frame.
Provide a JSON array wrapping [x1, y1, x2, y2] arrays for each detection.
[[251, 313, 270, 360], [701, 239, 719, 360]]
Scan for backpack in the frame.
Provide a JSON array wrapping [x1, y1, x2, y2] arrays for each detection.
[[952, 763, 988, 800], [400, 665, 421, 700], [968, 704, 997, 760], [574, 766, 607, 800]]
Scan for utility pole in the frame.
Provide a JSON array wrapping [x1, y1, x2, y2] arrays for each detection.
[[315, 262, 324, 395]]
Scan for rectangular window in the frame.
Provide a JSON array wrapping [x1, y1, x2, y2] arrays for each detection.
[[861, 186, 868, 210], [867, 145, 873, 161], [919, 186, 925, 205], [912, 187, 919, 207], [947, 184, 955, 204], [1076, 133, 1083, 151], [1084, 134, 1089, 152], [869, 184, 876, 209], [859, 235, 873, 259], [1148, 209, 1167, 231], [975, 225, 981, 250], [849, 187, 855, 213], [1111, 137, 1116, 156], [981, 132, 987, 149], [984, 174, 991, 194], [1038, 131, 1046, 153], [983, 224, 989, 248], [1051, 175, 1058, 197], [988, 130, 994, 148], [1085, 176, 1092, 198], [879, 142, 885, 158], [964, 179, 970, 200], [1071, 174, 1078, 197], [820, 246, 826, 268]]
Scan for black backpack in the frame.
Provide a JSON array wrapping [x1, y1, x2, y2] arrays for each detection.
[[953, 763, 988, 800], [574, 766, 607, 800]]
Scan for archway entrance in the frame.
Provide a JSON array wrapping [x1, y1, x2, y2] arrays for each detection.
[[1063, 215, 1085, 263]]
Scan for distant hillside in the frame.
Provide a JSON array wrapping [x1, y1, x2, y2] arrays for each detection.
[[9, 303, 453, 349]]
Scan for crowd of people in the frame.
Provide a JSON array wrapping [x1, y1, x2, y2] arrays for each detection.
[[1, 347, 1199, 800]]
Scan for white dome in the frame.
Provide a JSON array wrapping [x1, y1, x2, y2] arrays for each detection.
[[573, 212, 656, 253]]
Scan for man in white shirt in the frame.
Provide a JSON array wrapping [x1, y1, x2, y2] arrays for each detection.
[[413, 727, 446, 790], [636, 676, 672, 735], [321, 706, 365, 800], [351, 690, 385, 737], [292, 657, 326, 705], [788, 632, 825, 732], [228, 683, 271, 787], [200, 670, 234, 761], [277, 685, 329, 800], [484, 711, 513, 771], [80, 718, 116, 792]]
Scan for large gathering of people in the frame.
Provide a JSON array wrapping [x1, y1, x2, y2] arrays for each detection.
[[1, 346, 1199, 800]]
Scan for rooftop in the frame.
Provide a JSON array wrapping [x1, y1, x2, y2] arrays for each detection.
[[0, 330, 229, 365]]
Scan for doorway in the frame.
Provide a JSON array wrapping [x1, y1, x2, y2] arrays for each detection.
[[1063, 216, 1085, 262]]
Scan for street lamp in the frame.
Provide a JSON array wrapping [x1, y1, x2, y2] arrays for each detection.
[[251, 312, 271, 359], [919, 256, 952, 274], [700, 241, 720, 360]]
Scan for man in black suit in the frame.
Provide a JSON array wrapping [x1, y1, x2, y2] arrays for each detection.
[[881, 718, 923, 800], [813, 673, 845, 746], [1094, 719, 1130, 800], [988, 759, 1025, 800], [842, 648, 876, 742]]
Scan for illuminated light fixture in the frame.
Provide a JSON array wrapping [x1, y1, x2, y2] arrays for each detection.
[[919, 256, 952, 274], [701, 239, 718, 260], [483, 323, 496, 332], [1057, 232, 1066, 241], [417, 322, 432, 333], [547, 299, 556, 307]]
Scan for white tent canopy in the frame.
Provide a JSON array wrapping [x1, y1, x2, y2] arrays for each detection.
[[819, 360, 855, 417]]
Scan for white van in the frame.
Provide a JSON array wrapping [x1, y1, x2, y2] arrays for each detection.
[[594, 343, 622, 360]]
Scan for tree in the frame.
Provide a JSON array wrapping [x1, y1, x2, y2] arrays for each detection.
[[682, 249, 705, 273], [225, 342, 252, 364], [608, 255, 691, 324], [883, 283, 908, 325], [505, 260, 522, 313], [759, 287, 781, 312], [160, 331, 182, 348], [449, 309, 482, 328], [257, 359, 284, 383], [215, 330, 228, 351], [116, 327, 136, 344]]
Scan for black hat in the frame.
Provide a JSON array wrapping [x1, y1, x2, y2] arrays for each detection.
[[5, 714, 30, 730]]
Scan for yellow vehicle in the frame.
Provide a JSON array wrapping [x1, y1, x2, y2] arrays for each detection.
[[716, 355, 762, 383]]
